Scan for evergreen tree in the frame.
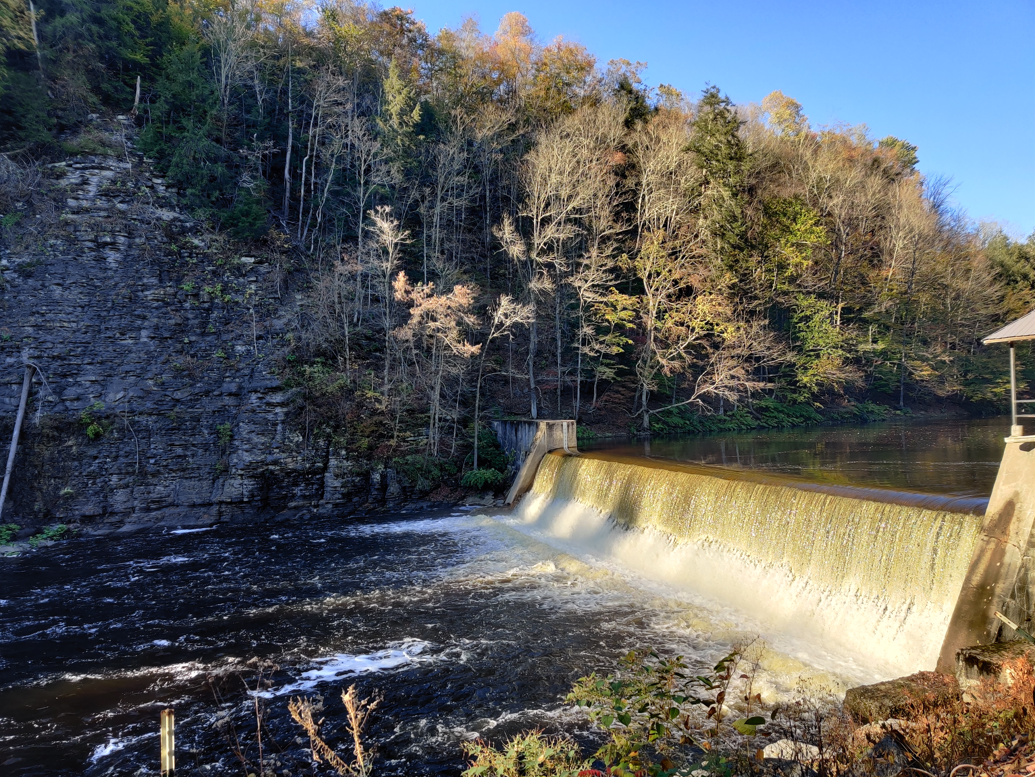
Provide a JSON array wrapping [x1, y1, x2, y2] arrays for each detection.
[[687, 86, 750, 286]]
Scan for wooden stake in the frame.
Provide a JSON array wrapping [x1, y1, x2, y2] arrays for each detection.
[[0, 365, 34, 525], [160, 708, 175, 776]]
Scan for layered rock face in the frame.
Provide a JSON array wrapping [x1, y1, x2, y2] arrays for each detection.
[[0, 126, 380, 530]]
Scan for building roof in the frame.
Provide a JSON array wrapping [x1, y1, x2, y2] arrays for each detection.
[[984, 308, 1035, 344]]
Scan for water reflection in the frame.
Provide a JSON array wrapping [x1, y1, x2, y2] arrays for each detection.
[[585, 416, 1006, 498]]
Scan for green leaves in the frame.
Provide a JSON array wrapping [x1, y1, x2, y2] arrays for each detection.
[[566, 647, 751, 773], [731, 716, 767, 736]]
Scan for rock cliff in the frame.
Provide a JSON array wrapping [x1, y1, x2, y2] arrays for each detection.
[[0, 120, 392, 531]]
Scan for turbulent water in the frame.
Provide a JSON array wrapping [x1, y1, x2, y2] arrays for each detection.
[[519, 454, 984, 676], [1, 506, 882, 776]]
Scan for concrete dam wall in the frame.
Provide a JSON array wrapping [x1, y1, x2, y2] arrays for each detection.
[[496, 422, 1035, 675]]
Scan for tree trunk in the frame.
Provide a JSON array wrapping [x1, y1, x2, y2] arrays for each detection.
[[528, 320, 538, 420], [282, 61, 293, 217], [554, 288, 562, 415], [28, 0, 43, 77]]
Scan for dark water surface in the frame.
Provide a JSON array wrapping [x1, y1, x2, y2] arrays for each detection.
[[585, 416, 1006, 498], [0, 417, 1007, 774], [0, 512, 753, 776]]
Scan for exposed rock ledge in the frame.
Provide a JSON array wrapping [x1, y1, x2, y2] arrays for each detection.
[[0, 128, 417, 529]]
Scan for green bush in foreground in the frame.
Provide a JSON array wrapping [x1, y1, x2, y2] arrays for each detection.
[[464, 648, 764, 777], [463, 733, 592, 777]]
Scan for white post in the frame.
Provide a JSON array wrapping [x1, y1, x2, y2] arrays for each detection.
[[160, 709, 175, 776], [1011, 342, 1024, 438]]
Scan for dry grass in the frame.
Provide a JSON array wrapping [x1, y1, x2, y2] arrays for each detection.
[[289, 684, 380, 777]]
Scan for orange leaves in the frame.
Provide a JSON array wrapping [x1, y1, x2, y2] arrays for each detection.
[[393, 271, 481, 359]]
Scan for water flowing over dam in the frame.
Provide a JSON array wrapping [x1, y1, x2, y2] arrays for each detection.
[[513, 452, 986, 676]]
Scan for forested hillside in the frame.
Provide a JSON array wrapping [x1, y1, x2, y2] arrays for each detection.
[[2, 0, 1034, 483]]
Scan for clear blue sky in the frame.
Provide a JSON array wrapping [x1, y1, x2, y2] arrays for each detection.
[[411, 0, 1035, 238]]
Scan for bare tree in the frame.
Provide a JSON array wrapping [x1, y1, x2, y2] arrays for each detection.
[[368, 206, 410, 394], [471, 295, 533, 468], [394, 273, 481, 456], [631, 105, 698, 241], [205, 0, 259, 116]]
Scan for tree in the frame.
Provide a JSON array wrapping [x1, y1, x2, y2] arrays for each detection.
[[761, 90, 807, 138], [368, 205, 410, 394], [0, 0, 33, 87], [393, 272, 480, 456], [687, 86, 750, 286], [472, 295, 533, 468]]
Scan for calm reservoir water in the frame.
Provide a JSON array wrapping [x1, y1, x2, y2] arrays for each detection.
[[0, 417, 1004, 775], [585, 416, 1006, 498]]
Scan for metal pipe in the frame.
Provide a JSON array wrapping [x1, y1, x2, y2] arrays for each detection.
[[1011, 344, 1017, 426], [0, 366, 34, 524], [1010, 343, 1022, 437]]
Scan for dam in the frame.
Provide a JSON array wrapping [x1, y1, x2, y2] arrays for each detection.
[[4, 416, 1032, 773], [492, 418, 1035, 676]]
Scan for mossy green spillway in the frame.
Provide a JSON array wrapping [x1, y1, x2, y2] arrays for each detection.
[[520, 452, 984, 676]]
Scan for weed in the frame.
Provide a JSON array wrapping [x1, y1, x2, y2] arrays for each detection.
[[0, 523, 20, 544], [79, 402, 110, 440], [462, 732, 590, 777], [203, 283, 233, 303], [179, 281, 196, 293], [216, 422, 233, 447], [290, 685, 380, 777], [28, 524, 74, 547]]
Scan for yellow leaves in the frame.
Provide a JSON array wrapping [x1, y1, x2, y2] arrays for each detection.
[[761, 90, 808, 137], [529, 36, 595, 116]]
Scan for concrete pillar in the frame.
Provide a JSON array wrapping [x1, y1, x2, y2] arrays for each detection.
[[938, 435, 1035, 672], [499, 420, 578, 505]]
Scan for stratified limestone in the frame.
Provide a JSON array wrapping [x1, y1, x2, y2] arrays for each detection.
[[0, 121, 396, 529], [843, 671, 960, 724]]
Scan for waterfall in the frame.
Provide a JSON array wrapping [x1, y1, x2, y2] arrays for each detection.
[[514, 453, 984, 677]]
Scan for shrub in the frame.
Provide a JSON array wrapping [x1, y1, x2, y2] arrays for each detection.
[[392, 454, 457, 492], [460, 468, 505, 490], [0, 523, 20, 544], [216, 422, 233, 447], [28, 524, 74, 547], [462, 732, 591, 777]]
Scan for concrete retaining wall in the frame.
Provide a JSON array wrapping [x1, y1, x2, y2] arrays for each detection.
[[939, 435, 1035, 670]]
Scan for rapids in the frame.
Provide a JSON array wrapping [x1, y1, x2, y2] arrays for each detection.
[[3, 507, 870, 776]]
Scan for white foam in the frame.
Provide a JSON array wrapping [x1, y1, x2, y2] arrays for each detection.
[[264, 639, 433, 697], [503, 492, 943, 681], [170, 527, 214, 534], [89, 732, 156, 763]]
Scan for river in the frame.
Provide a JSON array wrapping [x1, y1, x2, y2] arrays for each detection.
[[0, 417, 1006, 775], [585, 416, 1006, 498]]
